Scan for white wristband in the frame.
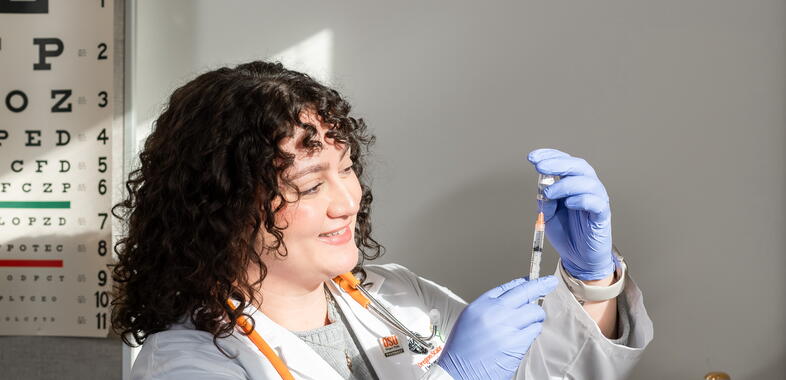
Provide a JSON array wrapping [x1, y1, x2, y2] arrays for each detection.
[[558, 250, 627, 303]]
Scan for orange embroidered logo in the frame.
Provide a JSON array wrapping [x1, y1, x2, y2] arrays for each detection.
[[379, 335, 404, 357], [381, 335, 399, 348]]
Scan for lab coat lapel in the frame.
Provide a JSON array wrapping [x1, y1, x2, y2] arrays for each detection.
[[327, 272, 427, 379], [241, 303, 344, 380]]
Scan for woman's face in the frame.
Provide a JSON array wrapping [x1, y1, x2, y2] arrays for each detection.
[[259, 111, 362, 287]]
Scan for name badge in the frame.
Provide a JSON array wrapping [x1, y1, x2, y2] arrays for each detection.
[[416, 345, 444, 370], [379, 335, 404, 357]]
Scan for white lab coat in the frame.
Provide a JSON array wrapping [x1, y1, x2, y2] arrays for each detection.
[[130, 263, 653, 379]]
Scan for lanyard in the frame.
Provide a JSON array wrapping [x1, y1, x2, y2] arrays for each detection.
[[225, 273, 368, 380]]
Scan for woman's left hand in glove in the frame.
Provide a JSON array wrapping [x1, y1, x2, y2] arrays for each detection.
[[527, 148, 616, 281]]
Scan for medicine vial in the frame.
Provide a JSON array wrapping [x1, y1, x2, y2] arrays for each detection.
[[537, 174, 560, 201]]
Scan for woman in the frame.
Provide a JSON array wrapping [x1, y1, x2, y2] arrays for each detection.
[[112, 61, 653, 379]]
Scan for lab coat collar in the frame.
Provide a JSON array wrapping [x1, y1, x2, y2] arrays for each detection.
[[231, 298, 345, 380], [228, 270, 390, 380], [229, 269, 427, 379]]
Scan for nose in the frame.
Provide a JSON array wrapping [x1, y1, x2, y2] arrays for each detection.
[[327, 179, 360, 219]]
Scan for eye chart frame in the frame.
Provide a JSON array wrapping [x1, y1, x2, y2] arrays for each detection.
[[0, 0, 129, 378]]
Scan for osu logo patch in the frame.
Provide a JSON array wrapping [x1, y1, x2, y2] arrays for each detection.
[[379, 335, 404, 357]]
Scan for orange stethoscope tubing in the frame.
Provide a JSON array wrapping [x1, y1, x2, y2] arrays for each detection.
[[225, 273, 367, 380], [226, 302, 295, 380], [226, 272, 436, 380]]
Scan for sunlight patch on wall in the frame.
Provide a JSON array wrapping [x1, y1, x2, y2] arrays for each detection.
[[269, 29, 334, 85]]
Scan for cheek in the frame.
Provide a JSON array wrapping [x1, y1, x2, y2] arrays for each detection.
[[278, 203, 323, 238]]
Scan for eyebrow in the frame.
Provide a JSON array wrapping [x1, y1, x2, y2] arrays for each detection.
[[287, 146, 351, 181]]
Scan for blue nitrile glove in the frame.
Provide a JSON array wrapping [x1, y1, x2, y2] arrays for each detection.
[[527, 148, 616, 281], [437, 276, 558, 380]]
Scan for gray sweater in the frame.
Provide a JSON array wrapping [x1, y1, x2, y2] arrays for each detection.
[[291, 291, 379, 380]]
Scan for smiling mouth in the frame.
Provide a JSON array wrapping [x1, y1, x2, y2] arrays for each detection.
[[317, 224, 352, 245], [319, 226, 348, 237]]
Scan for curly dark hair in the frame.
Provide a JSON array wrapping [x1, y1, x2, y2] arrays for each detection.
[[110, 61, 384, 353]]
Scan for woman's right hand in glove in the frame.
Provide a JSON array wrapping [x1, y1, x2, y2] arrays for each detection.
[[436, 276, 558, 380]]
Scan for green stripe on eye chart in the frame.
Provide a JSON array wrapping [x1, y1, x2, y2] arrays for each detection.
[[0, 201, 71, 209]]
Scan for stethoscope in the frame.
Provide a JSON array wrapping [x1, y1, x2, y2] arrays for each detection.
[[226, 272, 441, 380]]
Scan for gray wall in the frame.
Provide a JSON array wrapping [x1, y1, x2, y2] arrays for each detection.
[[130, 1, 786, 379]]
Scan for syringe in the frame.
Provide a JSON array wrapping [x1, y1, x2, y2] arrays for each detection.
[[529, 174, 559, 305], [529, 212, 546, 282], [529, 212, 546, 305]]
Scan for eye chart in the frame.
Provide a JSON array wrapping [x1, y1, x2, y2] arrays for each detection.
[[0, 0, 121, 337]]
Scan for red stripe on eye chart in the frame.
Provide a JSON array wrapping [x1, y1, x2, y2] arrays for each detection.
[[0, 260, 63, 268]]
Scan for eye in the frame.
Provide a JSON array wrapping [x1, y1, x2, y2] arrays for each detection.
[[299, 183, 322, 195], [341, 165, 354, 174]]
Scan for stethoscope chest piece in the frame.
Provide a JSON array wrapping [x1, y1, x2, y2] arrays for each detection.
[[407, 338, 429, 354]]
